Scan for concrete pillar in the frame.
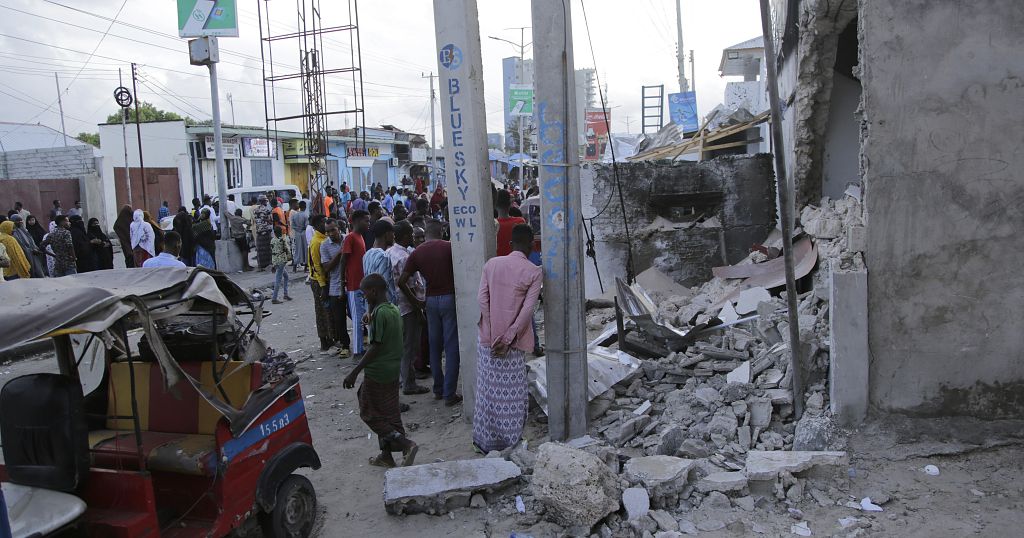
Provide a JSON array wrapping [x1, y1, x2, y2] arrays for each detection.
[[532, 0, 589, 440], [829, 262, 868, 425], [432, 0, 496, 413]]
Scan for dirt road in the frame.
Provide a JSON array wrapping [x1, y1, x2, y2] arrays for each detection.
[[3, 269, 1022, 537]]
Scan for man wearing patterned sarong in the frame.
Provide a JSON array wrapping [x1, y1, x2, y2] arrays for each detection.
[[473, 224, 543, 453]]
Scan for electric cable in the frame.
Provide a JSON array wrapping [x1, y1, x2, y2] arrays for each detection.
[[579, 0, 637, 283]]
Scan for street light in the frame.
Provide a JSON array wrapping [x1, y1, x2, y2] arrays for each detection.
[[489, 28, 532, 184]]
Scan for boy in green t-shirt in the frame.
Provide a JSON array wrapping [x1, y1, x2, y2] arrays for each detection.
[[343, 273, 419, 467]]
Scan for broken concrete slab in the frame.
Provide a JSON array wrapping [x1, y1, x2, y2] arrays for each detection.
[[611, 415, 652, 447], [696, 471, 749, 493], [744, 450, 848, 481], [622, 487, 650, 521], [735, 287, 771, 315], [623, 455, 695, 507], [747, 397, 772, 427], [649, 509, 678, 533], [532, 443, 622, 527], [384, 458, 522, 515], [693, 387, 722, 407], [726, 361, 751, 384]]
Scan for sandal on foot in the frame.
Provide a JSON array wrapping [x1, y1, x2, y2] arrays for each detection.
[[402, 442, 419, 467], [368, 454, 396, 468]]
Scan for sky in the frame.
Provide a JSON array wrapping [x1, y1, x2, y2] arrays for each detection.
[[0, 0, 763, 146]]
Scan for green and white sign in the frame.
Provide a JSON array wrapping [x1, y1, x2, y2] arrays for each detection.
[[178, 0, 239, 38], [508, 84, 534, 116]]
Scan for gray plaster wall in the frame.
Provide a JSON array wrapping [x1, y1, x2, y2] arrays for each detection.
[[581, 155, 776, 297], [861, 0, 1024, 417], [821, 72, 861, 200]]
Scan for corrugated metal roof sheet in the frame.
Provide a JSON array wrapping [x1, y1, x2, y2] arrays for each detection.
[[0, 122, 90, 152]]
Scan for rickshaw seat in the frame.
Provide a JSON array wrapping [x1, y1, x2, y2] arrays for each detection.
[[92, 360, 261, 477], [88, 430, 217, 476], [105, 361, 260, 435]]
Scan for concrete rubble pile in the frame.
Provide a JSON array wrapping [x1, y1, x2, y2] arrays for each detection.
[[385, 192, 868, 537], [475, 192, 864, 535]]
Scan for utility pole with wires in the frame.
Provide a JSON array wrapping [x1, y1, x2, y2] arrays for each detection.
[[227, 92, 236, 125], [54, 73, 67, 147], [532, 0, 588, 441], [421, 72, 438, 185], [130, 63, 149, 211], [690, 49, 696, 91], [117, 68, 131, 206], [489, 26, 531, 179], [675, 0, 689, 93]]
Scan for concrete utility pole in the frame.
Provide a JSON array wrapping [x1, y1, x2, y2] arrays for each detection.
[[758, 0, 804, 419], [190, 36, 242, 271], [432, 0, 496, 415], [421, 72, 438, 184], [532, 0, 588, 441], [130, 63, 149, 210], [227, 92, 236, 125], [54, 73, 67, 147], [118, 68, 131, 205], [676, 0, 689, 92]]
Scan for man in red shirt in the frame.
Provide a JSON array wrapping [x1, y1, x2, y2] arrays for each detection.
[[399, 219, 461, 406], [339, 209, 369, 356], [494, 189, 525, 257]]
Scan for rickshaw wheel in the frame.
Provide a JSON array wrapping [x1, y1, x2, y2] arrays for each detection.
[[259, 474, 317, 538]]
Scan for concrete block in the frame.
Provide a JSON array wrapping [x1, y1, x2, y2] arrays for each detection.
[[532, 443, 621, 527], [622, 487, 650, 521], [829, 266, 868, 426], [383, 458, 521, 515], [695, 471, 748, 493], [746, 397, 772, 427], [215, 238, 246, 273], [744, 450, 847, 481]]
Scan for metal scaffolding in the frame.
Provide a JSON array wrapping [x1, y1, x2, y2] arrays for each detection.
[[641, 84, 665, 134], [258, 0, 366, 214]]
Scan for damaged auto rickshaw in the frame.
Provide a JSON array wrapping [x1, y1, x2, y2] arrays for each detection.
[[0, 267, 319, 537]]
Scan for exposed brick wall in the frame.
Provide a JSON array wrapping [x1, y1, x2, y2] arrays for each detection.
[[0, 145, 96, 180]]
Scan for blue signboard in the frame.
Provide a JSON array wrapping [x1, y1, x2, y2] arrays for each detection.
[[668, 91, 698, 132]]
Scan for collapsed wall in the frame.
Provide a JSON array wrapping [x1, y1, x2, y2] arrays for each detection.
[[581, 155, 776, 293]]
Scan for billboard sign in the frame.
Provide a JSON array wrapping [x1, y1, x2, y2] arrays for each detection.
[[668, 91, 698, 132], [584, 108, 610, 161], [508, 84, 534, 116], [205, 136, 240, 159], [242, 137, 276, 158], [178, 0, 239, 38]]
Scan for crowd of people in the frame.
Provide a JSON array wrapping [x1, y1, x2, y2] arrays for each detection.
[[1, 200, 114, 280], [2, 176, 544, 468]]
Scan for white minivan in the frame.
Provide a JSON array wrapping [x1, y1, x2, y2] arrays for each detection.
[[220, 185, 302, 220]]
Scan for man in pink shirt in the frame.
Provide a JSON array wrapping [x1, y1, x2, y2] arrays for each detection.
[[473, 224, 543, 453]]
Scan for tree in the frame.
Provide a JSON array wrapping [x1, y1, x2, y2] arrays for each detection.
[[105, 101, 188, 124], [76, 132, 100, 147]]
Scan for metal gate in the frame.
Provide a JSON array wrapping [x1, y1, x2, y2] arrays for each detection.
[[371, 160, 388, 187]]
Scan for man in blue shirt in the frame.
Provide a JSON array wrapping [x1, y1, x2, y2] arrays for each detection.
[[362, 220, 397, 303], [142, 231, 187, 268]]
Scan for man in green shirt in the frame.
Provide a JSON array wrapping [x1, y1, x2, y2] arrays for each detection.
[[343, 273, 419, 468]]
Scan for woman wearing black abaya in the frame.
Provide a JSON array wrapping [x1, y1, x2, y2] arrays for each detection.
[[113, 204, 135, 268], [69, 215, 96, 273], [88, 218, 114, 270], [172, 206, 196, 266]]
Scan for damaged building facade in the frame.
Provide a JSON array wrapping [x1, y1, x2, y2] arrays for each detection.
[[586, 0, 1023, 419], [772, 0, 1024, 417]]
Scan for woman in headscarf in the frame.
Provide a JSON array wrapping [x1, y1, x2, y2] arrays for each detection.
[[113, 205, 135, 268], [88, 218, 114, 270], [429, 184, 445, 216], [143, 210, 164, 255], [130, 209, 155, 267], [25, 215, 46, 247], [0, 220, 30, 280], [9, 215, 46, 278], [252, 195, 273, 271], [192, 208, 217, 269], [172, 206, 195, 266], [43, 221, 57, 276], [69, 215, 96, 273]]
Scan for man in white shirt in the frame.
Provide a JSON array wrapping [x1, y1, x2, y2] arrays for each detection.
[[226, 194, 239, 216], [143, 231, 187, 268]]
